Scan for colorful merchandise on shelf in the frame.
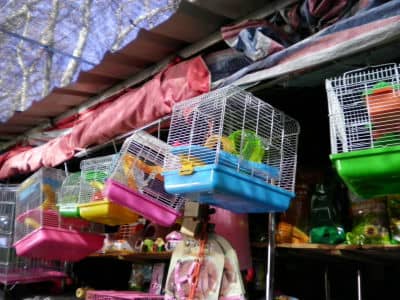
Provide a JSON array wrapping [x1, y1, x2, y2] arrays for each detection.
[[13, 168, 104, 261], [78, 155, 139, 226], [277, 182, 311, 244], [164, 85, 300, 213], [165, 236, 225, 300], [128, 264, 153, 291], [149, 263, 166, 295], [309, 184, 345, 244], [165, 231, 183, 252], [104, 131, 186, 227], [387, 194, 400, 244], [346, 194, 390, 245], [326, 63, 400, 198]]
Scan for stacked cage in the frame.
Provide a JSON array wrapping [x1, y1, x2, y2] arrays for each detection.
[[163, 85, 300, 213], [104, 131, 186, 227], [326, 63, 400, 198], [13, 168, 104, 261], [78, 155, 139, 226], [86, 290, 164, 300], [0, 185, 65, 285]]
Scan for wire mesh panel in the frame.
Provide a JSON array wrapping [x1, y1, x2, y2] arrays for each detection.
[[0, 248, 65, 285], [326, 63, 400, 198], [79, 155, 139, 226], [13, 168, 104, 261], [164, 85, 300, 213], [58, 172, 81, 218], [104, 131, 186, 226], [0, 185, 17, 251], [86, 290, 164, 300]]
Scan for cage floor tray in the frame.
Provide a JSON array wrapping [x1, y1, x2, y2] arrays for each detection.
[[13, 227, 104, 261], [104, 179, 181, 227], [331, 145, 400, 198], [0, 270, 65, 285], [163, 164, 293, 213], [78, 200, 139, 226]]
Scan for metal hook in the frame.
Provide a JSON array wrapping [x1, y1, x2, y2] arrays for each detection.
[[64, 162, 69, 177], [112, 139, 118, 154]]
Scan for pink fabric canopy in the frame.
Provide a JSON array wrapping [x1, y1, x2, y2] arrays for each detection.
[[0, 56, 210, 179]]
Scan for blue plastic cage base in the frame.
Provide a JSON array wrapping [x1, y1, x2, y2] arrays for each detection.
[[163, 164, 294, 213]]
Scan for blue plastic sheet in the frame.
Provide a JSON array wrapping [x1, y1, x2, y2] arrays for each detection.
[[0, 0, 180, 122]]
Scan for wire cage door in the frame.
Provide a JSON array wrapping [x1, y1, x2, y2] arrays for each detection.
[[326, 63, 400, 198], [104, 131, 186, 227], [78, 154, 139, 226], [58, 172, 82, 218], [13, 168, 104, 261], [163, 85, 300, 213]]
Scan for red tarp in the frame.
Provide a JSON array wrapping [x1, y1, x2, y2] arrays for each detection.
[[0, 56, 210, 179]]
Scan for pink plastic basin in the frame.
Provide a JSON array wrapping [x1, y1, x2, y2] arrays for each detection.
[[104, 179, 181, 227], [0, 269, 65, 285], [86, 290, 164, 300], [14, 227, 104, 261]]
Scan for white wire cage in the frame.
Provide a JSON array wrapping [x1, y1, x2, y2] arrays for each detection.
[[104, 131, 186, 227], [326, 63, 400, 198], [0, 184, 65, 285], [78, 155, 139, 226], [164, 85, 300, 213], [13, 168, 104, 261], [327, 63, 400, 153]]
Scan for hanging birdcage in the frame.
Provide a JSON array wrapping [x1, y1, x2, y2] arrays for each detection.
[[78, 155, 139, 226], [326, 63, 400, 198], [0, 184, 65, 285], [104, 131, 186, 227], [13, 168, 104, 261], [163, 85, 300, 213]]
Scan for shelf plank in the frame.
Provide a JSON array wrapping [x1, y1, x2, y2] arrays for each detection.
[[90, 252, 172, 261]]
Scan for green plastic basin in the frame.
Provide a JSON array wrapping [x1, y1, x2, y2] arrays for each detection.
[[331, 145, 400, 198]]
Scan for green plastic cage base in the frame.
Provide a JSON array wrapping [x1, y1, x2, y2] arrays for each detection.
[[331, 145, 400, 198]]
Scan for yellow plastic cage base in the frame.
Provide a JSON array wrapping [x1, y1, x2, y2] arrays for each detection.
[[78, 200, 139, 226]]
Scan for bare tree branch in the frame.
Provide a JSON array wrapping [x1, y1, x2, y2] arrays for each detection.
[[16, 10, 32, 111], [111, 5, 174, 52], [5, 0, 42, 22], [41, 0, 60, 96], [60, 0, 92, 86]]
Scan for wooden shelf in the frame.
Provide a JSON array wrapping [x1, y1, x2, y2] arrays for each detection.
[[90, 251, 172, 262], [272, 243, 400, 264]]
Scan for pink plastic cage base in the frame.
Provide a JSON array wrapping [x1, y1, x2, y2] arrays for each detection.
[[0, 269, 65, 285], [104, 179, 181, 227], [14, 227, 104, 261], [86, 290, 164, 300], [16, 208, 90, 230]]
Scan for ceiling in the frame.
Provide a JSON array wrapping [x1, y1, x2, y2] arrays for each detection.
[[0, 0, 272, 145]]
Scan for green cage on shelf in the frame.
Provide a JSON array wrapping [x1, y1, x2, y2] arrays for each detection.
[[326, 63, 400, 198]]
